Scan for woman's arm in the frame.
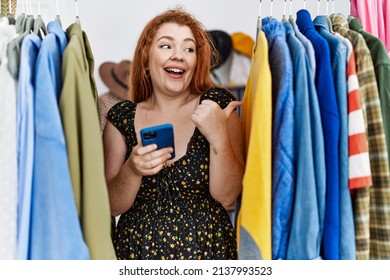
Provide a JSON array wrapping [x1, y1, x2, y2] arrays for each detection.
[[103, 121, 173, 216], [191, 100, 245, 208]]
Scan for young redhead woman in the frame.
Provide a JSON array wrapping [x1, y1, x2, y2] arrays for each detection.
[[103, 8, 244, 260]]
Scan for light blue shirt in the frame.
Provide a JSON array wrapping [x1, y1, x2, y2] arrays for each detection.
[[29, 21, 89, 260], [16, 34, 41, 260], [262, 18, 295, 260], [314, 16, 356, 260], [283, 22, 326, 260], [292, 22, 316, 75], [297, 9, 341, 260]]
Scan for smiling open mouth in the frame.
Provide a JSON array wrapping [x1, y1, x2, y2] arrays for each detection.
[[165, 67, 185, 75]]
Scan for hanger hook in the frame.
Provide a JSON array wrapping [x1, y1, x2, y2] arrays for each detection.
[[56, 0, 60, 16], [270, 0, 274, 18], [75, 0, 81, 25], [332, 0, 335, 14], [317, 0, 320, 16], [258, 0, 262, 17], [28, 0, 32, 15], [283, 0, 287, 17], [37, 0, 41, 16], [75, 0, 79, 17], [326, 0, 329, 15], [304, 0, 306, 10], [290, 0, 293, 16]]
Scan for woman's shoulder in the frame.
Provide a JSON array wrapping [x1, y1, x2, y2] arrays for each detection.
[[106, 100, 137, 123], [201, 87, 236, 109]]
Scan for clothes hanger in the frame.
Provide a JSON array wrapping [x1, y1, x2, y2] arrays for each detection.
[[288, 0, 296, 27], [317, 0, 321, 16], [75, 0, 81, 26], [256, 0, 262, 42], [304, 0, 306, 10], [15, 0, 26, 33], [22, 0, 35, 34], [326, 0, 329, 15], [332, 0, 335, 14], [282, 0, 288, 22], [55, 0, 62, 26], [33, 0, 46, 38], [325, 0, 334, 32]]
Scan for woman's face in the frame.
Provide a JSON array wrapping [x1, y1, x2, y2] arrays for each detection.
[[148, 22, 197, 97]]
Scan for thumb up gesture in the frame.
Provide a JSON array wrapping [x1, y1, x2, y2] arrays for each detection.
[[191, 100, 242, 145]]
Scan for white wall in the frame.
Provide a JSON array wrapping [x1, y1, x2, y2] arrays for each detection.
[[16, 0, 350, 94]]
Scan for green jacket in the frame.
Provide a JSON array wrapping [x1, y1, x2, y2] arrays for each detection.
[[60, 23, 116, 260]]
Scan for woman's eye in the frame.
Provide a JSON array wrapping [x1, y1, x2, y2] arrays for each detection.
[[160, 44, 171, 49], [185, 47, 195, 53]]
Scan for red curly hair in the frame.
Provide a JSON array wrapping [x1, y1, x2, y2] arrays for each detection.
[[130, 8, 219, 103]]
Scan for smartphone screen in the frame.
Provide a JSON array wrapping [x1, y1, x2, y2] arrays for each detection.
[[140, 123, 175, 159]]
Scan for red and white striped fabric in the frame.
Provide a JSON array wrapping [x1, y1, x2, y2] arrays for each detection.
[[342, 35, 373, 189]]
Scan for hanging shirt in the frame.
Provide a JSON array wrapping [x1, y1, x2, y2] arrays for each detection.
[[15, 33, 40, 259], [332, 13, 390, 260], [314, 15, 355, 260], [6, 15, 34, 80], [290, 17, 316, 75], [349, 17, 390, 170], [351, 0, 389, 55], [262, 18, 294, 261], [283, 21, 326, 260], [237, 31, 272, 260], [59, 23, 116, 260], [297, 9, 341, 260], [0, 17, 18, 260], [334, 33, 372, 190], [335, 32, 370, 261], [27, 21, 90, 260]]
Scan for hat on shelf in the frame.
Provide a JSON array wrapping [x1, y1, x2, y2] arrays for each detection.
[[207, 30, 233, 69], [99, 59, 131, 99], [231, 32, 255, 58]]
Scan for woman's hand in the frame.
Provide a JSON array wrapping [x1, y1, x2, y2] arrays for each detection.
[[127, 143, 173, 176], [191, 100, 242, 145]]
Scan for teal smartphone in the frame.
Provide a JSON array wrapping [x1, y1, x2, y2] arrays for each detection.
[[140, 123, 175, 159]]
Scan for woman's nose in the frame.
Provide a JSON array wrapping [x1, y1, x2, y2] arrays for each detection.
[[170, 50, 184, 61]]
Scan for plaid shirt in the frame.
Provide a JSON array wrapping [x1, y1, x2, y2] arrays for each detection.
[[332, 14, 390, 260]]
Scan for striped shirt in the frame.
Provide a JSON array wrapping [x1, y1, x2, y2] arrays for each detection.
[[332, 14, 390, 260], [338, 33, 372, 189]]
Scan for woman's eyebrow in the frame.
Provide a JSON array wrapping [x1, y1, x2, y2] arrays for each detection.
[[157, 36, 195, 44]]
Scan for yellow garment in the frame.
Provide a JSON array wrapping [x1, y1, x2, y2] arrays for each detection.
[[236, 31, 272, 260]]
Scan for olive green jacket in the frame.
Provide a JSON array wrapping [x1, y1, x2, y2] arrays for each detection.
[[60, 23, 116, 260]]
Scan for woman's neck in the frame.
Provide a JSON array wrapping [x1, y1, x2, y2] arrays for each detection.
[[146, 92, 196, 113]]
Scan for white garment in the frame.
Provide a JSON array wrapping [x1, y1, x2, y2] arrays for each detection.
[[229, 51, 252, 86], [0, 17, 18, 260]]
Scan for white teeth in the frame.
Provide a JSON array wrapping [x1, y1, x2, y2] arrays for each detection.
[[166, 68, 184, 74]]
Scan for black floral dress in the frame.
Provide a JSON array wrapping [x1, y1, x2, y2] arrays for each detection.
[[106, 88, 237, 260]]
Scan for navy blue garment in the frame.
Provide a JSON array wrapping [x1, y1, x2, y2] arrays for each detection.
[[262, 17, 295, 260], [283, 21, 326, 260], [297, 9, 341, 260], [314, 16, 356, 260]]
